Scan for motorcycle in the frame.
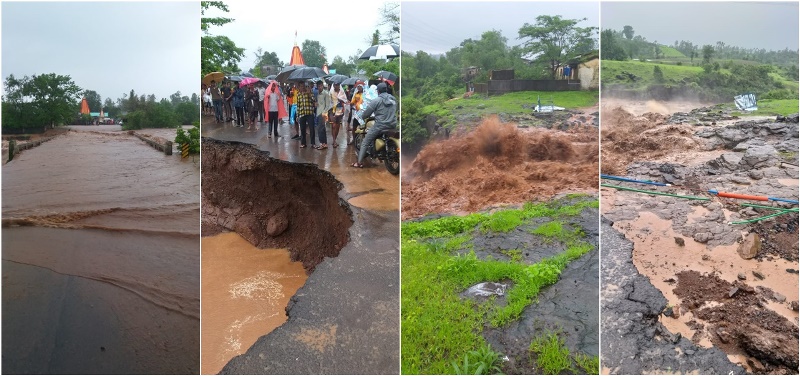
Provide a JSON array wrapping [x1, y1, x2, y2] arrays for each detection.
[[353, 117, 400, 175]]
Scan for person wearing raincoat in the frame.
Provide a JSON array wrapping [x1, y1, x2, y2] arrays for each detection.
[[352, 82, 397, 168], [264, 81, 288, 138]]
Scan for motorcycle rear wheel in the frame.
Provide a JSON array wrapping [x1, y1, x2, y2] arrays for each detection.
[[384, 138, 400, 175]]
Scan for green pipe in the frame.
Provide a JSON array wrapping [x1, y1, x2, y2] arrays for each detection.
[[730, 211, 791, 225], [740, 203, 798, 213], [601, 183, 710, 201]]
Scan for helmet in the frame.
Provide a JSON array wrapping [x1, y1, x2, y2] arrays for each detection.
[[377, 82, 388, 94]]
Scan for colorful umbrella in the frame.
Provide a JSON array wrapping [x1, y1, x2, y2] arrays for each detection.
[[239, 77, 260, 87], [202, 71, 225, 85]]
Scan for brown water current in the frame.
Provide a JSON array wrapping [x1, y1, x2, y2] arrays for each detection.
[[2, 130, 200, 374], [201, 232, 307, 374]]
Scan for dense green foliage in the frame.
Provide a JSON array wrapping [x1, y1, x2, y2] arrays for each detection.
[[2, 73, 82, 130], [402, 198, 599, 374], [402, 17, 597, 148], [121, 89, 199, 130], [175, 122, 201, 154], [201, 1, 244, 74]]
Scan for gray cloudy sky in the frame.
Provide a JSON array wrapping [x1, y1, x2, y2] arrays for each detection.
[[602, 2, 799, 51], [202, 0, 391, 72], [402, 1, 600, 55], [2, 2, 199, 102]]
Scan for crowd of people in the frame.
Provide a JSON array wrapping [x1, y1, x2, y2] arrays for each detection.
[[202, 76, 397, 168]]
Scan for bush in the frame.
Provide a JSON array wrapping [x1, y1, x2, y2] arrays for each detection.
[[174, 121, 200, 154]]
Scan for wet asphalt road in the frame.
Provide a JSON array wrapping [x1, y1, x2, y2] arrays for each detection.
[[202, 118, 400, 374]]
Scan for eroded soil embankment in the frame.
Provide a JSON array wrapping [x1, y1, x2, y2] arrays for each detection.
[[201, 137, 353, 271], [403, 116, 598, 219]]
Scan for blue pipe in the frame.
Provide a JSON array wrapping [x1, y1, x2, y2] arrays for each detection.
[[601, 174, 671, 187], [769, 197, 799, 204]]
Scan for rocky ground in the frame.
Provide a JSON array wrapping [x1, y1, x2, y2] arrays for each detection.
[[601, 106, 799, 374]]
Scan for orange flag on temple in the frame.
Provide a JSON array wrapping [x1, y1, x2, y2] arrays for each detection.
[[80, 97, 90, 114]]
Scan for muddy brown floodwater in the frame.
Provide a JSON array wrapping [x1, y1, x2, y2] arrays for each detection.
[[402, 116, 598, 219], [201, 232, 306, 374], [2, 129, 200, 374]]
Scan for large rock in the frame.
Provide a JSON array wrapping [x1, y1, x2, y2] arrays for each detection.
[[736, 233, 761, 260], [740, 144, 779, 169]]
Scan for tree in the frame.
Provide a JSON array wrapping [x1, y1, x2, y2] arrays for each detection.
[[460, 30, 511, 73], [653, 65, 665, 83], [622, 25, 634, 40], [103, 97, 119, 118], [330, 55, 355, 76], [301, 40, 327, 68], [251, 48, 283, 76], [83, 90, 102, 113], [201, 1, 233, 33], [202, 35, 245, 73], [377, 2, 399, 44], [518, 15, 597, 79], [2, 73, 82, 130], [702, 45, 714, 64], [601, 29, 626, 61], [201, 1, 244, 74]]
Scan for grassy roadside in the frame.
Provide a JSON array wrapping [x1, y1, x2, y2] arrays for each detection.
[[419, 90, 599, 129], [401, 197, 599, 374]]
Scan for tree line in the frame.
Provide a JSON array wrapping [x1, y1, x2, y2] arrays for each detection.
[[401, 15, 597, 146], [1, 72, 200, 132]]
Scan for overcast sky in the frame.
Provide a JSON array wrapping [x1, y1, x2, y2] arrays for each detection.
[[2, 2, 199, 103], [202, 0, 392, 72], [402, 1, 599, 55], [602, 2, 799, 51]]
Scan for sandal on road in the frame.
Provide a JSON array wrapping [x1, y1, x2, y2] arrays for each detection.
[[351, 162, 363, 168]]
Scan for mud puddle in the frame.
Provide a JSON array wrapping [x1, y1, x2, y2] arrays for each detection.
[[2, 131, 199, 373], [403, 116, 598, 219], [201, 232, 306, 374]]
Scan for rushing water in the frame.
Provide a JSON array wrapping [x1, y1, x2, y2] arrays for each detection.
[[2, 130, 200, 374], [201, 232, 306, 374]]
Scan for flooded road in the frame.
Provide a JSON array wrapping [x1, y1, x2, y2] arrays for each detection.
[[202, 116, 400, 374], [201, 232, 306, 374], [2, 129, 200, 374]]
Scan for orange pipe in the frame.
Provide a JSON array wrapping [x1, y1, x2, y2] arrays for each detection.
[[714, 191, 768, 201]]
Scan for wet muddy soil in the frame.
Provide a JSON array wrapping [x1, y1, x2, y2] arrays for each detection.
[[402, 116, 598, 220], [2, 131, 200, 374], [601, 103, 798, 374]]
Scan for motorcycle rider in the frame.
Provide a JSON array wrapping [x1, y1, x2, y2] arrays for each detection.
[[352, 82, 397, 168]]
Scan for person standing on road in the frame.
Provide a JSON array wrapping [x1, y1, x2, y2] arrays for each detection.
[[295, 84, 315, 148], [352, 83, 397, 168], [315, 80, 333, 150], [264, 82, 286, 138], [349, 84, 364, 145], [210, 80, 223, 123], [330, 82, 347, 148], [257, 82, 266, 124], [221, 81, 233, 122], [233, 83, 245, 128]]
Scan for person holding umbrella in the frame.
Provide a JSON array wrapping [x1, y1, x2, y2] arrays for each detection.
[[209, 80, 223, 123], [233, 82, 246, 128]]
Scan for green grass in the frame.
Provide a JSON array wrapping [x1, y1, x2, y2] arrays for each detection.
[[659, 46, 686, 58], [402, 198, 598, 374], [451, 344, 504, 375], [751, 99, 800, 116], [574, 353, 600, 374], [530, 332, 572, 374], [602, 59, 704, 87], [501, 249, 523, 263]]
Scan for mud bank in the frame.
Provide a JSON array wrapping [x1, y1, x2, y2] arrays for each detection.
[[403, 116, 598, 219], [201, 138, 353, 271], [600, 218, 745, 374]]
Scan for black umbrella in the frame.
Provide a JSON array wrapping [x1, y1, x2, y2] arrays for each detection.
[[326, 74, 349, 85], [374, 70, 398, 83], [341, 77, 365, 86], [265, 75, 277, 81], [286, 66, 329, 82], [240, 72, 255, 78], [359, 44, 400, 60], [226, 75, 243, 82], [275, 65, 306, 82]]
